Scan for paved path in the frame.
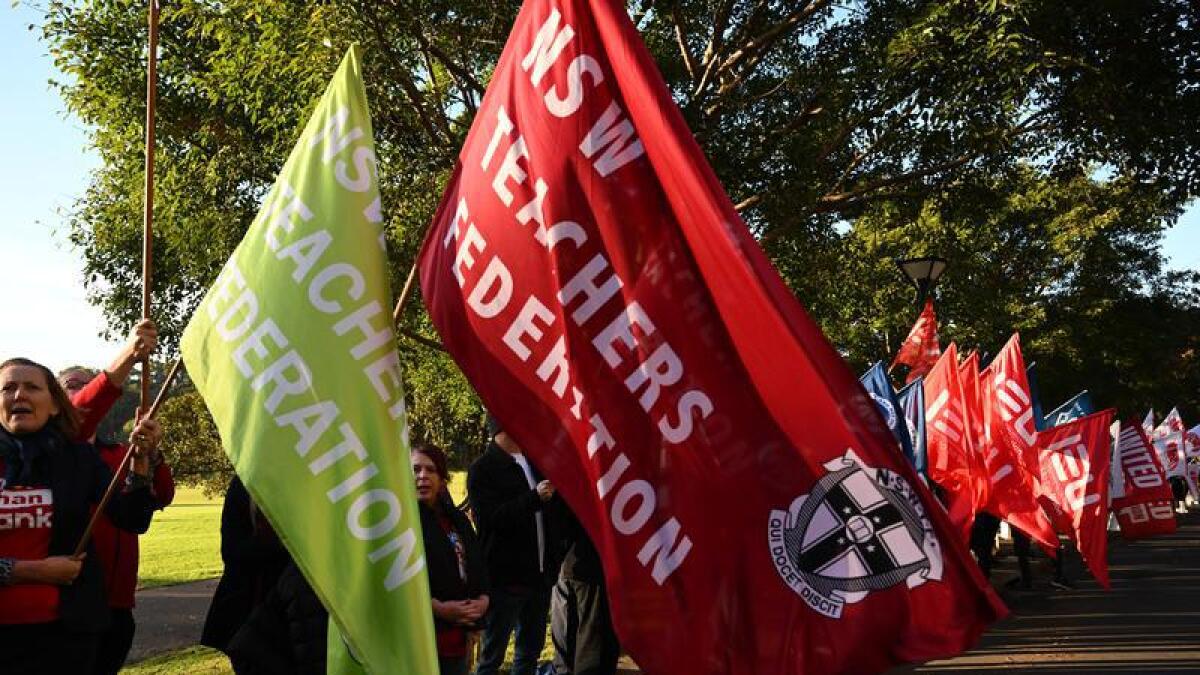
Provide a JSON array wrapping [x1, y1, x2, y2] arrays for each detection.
[[130, 512, 1200, 672], [129, 578, 218, 662], [903, 509, 1200, 673]]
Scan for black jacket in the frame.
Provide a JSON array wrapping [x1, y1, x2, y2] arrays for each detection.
[[1, 430, 155, 633], [467, 444, 559, 590], [201, 476, 291, 652], [559, 508, 604, 585], [419, 499, 489, 631], [226, 562, 328, 675]]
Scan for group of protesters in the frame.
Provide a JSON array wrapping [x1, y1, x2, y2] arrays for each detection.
[[0, 317, 625, 674], [198, 415, 622, 675]]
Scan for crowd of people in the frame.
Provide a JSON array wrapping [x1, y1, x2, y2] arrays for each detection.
[[1, 321, 625, 674], [199, 415, 621, 675]]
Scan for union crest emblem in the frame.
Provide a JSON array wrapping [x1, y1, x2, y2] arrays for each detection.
[[767, 449, 943, 618]]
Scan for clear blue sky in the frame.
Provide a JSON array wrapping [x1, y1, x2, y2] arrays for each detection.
[[1, 5, 1197, 373]]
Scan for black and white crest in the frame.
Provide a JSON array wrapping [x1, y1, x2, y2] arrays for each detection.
[[768, 449, 942, 618]]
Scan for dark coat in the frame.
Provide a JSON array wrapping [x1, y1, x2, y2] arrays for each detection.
[[467, 444, 560, 590], [420, 499, 489, 631], [201, 476, 291, 652], [0, 429, 156, 633], [226, 562, 328, 675], [559, 508, 604, 585]]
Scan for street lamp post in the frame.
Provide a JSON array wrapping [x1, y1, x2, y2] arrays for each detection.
[[896, 256, 948, 307]]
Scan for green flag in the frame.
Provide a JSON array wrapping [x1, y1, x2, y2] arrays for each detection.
[[181, 45, 437, 674]]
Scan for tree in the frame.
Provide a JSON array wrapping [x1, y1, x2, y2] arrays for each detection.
[[804, 168, 1200, 418], [37, 0, 1200, 452], [156, 390, 233, 497]]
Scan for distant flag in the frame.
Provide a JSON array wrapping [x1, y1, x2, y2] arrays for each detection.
[[860, 362, 917, 468], [1142, 409, 1156, 435], [1186, 425, 1200, 498], [892, 298, 942, 383], [1026, 362, 1046, 432], [980, 334, 1058, 550], [1044, 391, 1095, 429], [1151, 408, 1187, 479], [923, 343, 977, 539], [899, 377, 929, 478], [1035, 409, 1116, 588], [957, 352, 991, 511], [1111, 421, 1176, 539]]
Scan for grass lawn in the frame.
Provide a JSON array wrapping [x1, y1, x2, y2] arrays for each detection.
[[137, 486, 224, 589], [123, 646, 231, 674]]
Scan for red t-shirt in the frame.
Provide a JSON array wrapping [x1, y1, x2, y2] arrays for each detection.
[[0, 466, 59, 624]]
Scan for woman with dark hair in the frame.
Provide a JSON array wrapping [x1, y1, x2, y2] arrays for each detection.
[[0, 357, 158, 673], [413, 442, 490, 675]]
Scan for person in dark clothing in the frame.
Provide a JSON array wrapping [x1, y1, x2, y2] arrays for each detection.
[[414, 443, 490, 675], [200, 476, 291, 654], [60, 363, 176, 675], [225, 562, 328, 675], [468, 416, 560, 675], [1007, 530, 1073, 591], [0, 358, 157, 675], [969, 512, 1002, 579], [551, 509, 619, 675]]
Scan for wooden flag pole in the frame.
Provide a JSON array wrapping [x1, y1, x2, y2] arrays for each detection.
[[390, 222, 446, 352], [139, 0, 160, 411], [73, 357, 183, 558]]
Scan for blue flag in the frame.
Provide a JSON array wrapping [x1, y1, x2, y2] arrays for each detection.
[[859, 362, 915, 468], [897, 377, 928, 477], [1027, 362, 1046, 431], [1044, 390, 1094, 428]]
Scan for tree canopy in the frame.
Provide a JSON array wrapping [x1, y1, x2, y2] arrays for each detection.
[[36, 0, 1200, 460]]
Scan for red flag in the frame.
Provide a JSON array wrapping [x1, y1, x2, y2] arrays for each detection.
[[1035, 410, 1115, 588], [957, 352, 990, 511], [891, 299, 941, 383], [417, 2, 1004, 672], [1151, 407, 1187, 478], [978, 346, 1058, 550], [1111, 421, 1177, 539], [922, 344, 976, 540]]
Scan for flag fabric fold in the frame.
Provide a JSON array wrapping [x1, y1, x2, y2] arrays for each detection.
[[417, 1, 1004, 672], [180, 46, 438, 675], [891, 299, 942, 383], [1035, 410, 1115, 587]]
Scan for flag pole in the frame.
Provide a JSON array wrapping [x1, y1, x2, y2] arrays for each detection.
[[139, 0, 160, 411], [389, 222, 446, 352], [73, 357, 183, 558]]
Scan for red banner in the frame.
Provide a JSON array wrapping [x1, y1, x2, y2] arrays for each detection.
[[922, 344, 977, 541], [978, 366, 1057, 551], [1112, 421, 1177, 539], [417, 1, 1004, 672], [1035, 410, 1115, 588], [891, 299, 941, 383]]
